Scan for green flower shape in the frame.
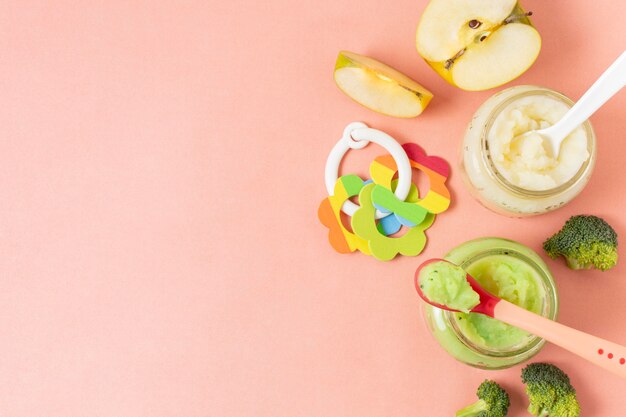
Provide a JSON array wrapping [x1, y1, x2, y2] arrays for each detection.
[[352, 183, 435, 261]]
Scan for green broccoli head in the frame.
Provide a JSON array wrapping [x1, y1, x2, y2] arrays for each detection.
[[521, 363, 580, 417], [543, 215, 618, 271], [455, 380, 510, 417]]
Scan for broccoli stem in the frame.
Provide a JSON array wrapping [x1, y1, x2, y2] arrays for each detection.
[[565, 257, 590, 270], [528, 405, 549, 417], [456, 399, 487, 417]]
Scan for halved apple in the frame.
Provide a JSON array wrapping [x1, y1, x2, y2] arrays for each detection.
[[334, 51, 433, 118], [416, 0, 541, 91]]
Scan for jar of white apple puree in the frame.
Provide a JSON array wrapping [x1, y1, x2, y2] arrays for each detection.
[[461, 85, 596, 217]]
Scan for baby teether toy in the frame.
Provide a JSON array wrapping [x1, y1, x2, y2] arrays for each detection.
[[318, 122, 452, 261]]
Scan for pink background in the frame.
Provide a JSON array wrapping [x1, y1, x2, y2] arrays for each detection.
[[1, 1, 625, 416]]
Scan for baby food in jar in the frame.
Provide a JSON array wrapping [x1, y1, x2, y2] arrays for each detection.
[[461, 85, 596, 217], [422, 238, 558, 370]]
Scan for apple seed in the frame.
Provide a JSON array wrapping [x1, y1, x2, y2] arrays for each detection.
[[468, 19, 481, 29]]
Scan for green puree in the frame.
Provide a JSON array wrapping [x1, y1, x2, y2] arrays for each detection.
[[454, 255, 544, 350], [419, 261, 480, 313]]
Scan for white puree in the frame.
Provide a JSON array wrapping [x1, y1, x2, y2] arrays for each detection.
[[488, 96, 589, 191]]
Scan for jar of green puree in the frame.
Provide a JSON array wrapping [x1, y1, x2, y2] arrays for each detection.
[[422, 238, 559, 369]]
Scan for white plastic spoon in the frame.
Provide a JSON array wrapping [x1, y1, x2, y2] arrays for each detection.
[[515, 50, 626, 157]]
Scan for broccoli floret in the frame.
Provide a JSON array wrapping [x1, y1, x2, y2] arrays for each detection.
[[456, 380, 510, 417], [521, 363, 580, 417], [543, 215, 618, 271]]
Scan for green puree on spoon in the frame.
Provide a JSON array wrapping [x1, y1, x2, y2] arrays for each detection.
[[418, 261, 480, 313]]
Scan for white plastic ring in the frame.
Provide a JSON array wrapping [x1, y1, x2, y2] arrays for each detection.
[[325, 122, 412, 219]]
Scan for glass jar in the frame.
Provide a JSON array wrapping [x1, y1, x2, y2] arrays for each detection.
[[422, 238, 559, 370], [461, 85, 596, 217]]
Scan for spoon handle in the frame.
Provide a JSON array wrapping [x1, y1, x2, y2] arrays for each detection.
[[546, 50, 626, 140], [494, 300, 626, 379]]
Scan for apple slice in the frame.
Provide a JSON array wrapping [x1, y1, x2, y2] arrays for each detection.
[[334, 51, 433, 118], [416, 0, 541, 91]]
